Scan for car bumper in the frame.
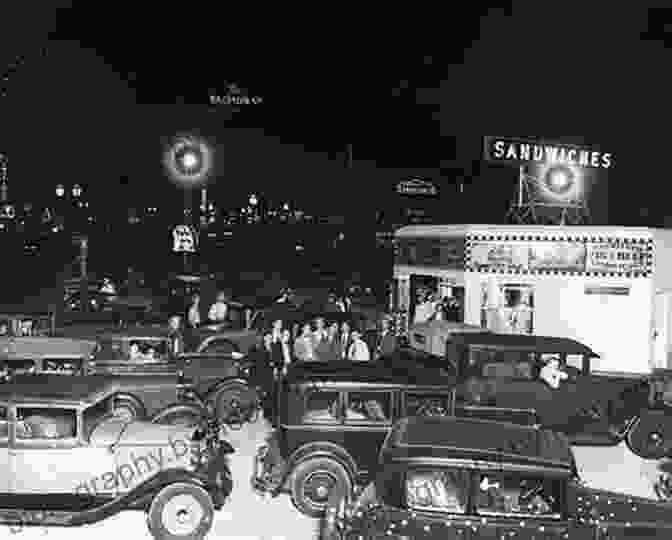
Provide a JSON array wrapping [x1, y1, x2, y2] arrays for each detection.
[[251, 444, 287, 495]]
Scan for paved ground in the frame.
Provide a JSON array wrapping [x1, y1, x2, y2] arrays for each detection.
[[2, 417, 669, 540]]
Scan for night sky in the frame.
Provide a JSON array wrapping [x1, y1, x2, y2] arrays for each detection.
[[2, 6, 672, 226]]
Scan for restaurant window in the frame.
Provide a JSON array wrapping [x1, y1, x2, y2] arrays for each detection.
[[481, 282, 534, 335], [345, 391, 391, 423], [406, 468, 470, 514], [474, 471, 562, 519], [302, 390, 340, 424]]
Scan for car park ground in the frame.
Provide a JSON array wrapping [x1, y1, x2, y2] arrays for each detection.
[[2, 413, 669, 540]]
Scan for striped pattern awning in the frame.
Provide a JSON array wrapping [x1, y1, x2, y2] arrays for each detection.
[[465, 233, 654, 277]]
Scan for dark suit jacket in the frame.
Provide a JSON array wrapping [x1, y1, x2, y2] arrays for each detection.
[[315, 337, 340, 362], [377, 332, 397, 358], [339, 333, 352, 360]]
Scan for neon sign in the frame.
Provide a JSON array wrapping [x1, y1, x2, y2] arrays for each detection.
[[484, 136, 613, 169]]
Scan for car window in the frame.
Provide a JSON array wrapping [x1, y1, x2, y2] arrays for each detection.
[[482, 352, 535, 380], [345, 391, 391, 423], [474, 472, 563, 519], [127, 339, 169, 361], [405, 392, 452, 417], [0, 405, 8, 441], [302, 390, 340, 424], [565, 354, 583, 371], [16, 407, 77, 440], [202, 339, 239, 355], [406, 468, 469, 514]]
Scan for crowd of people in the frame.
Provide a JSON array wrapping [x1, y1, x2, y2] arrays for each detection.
[[413, 288, 462, 325], [251, 315, 399, 377]]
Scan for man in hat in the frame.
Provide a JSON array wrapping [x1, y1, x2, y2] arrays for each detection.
[[375, 316, 397, 359]]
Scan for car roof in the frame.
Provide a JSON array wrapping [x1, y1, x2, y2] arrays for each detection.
[[382, 416, 575, 472], [96, 327, 170, 340], [450, 333, 599, 357], [0, 374, 122, 406], [284, 357, 454, 386]]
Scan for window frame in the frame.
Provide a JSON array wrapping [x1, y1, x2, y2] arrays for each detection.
[[402, 390, 453, 418], [201, 338, 240, 355], [13, 405, 81, 446], [343, 389, 394, 425], [471, 469, 565, 521], [403, 466, 471, 516], [301, 388, 343, 425]]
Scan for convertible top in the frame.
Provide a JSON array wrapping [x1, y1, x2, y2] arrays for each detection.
[[450, 333, 599, 357]]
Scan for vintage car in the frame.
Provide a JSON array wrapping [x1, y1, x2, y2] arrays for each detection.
[[322, 415, 672, 540], [189, 305, 375, 355], [0, 335, 98, 376], [445, 333, 672, 459], [0, 312, 55, 337], [252, 358, 456, 517], [407, 320, 490, 357], [0, 374, 234, 539]]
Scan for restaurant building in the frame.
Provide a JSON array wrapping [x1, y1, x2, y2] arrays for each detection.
[[392, 224, 672, 374]]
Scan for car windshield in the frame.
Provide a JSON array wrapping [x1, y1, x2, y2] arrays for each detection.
[[82, 398, 113, 439]]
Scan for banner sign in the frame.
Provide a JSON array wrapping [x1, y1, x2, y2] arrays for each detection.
[[396, 178, 438, 196], [483, 136, 613, 169], [172, 225, 198, 253], [468, 239, 649, 275], [395, 237, 464, 269]]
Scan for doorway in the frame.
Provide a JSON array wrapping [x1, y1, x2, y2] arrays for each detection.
[[653, 291, 672, 369]]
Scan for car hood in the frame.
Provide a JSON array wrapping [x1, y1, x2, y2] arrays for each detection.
[[574, 484, 672, 527], [90, 419, 195, 446]]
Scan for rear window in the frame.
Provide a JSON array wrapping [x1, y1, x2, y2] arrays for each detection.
[[302, 390, 340, 424]]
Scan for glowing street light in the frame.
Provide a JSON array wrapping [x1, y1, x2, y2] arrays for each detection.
[[72, 184, 83, 198], [249, 194, 258, 206], [55, 184, 65, 198], [544, 165, 575, 197]]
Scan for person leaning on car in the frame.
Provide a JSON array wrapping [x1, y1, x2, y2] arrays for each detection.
[[167, 315, 185, 356]]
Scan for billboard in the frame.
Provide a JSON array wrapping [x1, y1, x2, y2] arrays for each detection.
[[469, 239, 648, 275], [483, 136, 614, 208]]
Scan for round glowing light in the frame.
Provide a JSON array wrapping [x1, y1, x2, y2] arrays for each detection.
[[182, 152, 198, 169], [163, 135, 213, 187]]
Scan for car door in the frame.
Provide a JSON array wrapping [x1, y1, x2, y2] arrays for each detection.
[[341, 389, 394, 481], [0, 404, 9, 493], [471, 469, 592, 540], [9, 405, 116, 499]]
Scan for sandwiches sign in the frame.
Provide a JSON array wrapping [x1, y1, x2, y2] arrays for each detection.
[[484, 136, 613, 169]]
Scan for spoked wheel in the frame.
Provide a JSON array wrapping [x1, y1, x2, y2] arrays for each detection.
[[626, 418, 669, 460], [147, 483, 214, 540], [215, 384, 256, 426], [290, 458, 352, 518]]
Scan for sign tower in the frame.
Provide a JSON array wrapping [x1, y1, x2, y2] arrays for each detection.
[[483, 137, 614, 226]]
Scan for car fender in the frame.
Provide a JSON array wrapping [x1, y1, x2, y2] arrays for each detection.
[[204, 377, 257, 404], [65, 469, 221, 526], [288, 441, 358, 482], [150, 402, 208, 424], [111, 393, 147, 418]]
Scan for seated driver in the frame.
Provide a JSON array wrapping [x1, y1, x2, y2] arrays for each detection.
[[539, 356, 568, 389]]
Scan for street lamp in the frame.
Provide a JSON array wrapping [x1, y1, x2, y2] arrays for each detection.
[[163, 134, 213, 272], [72, 184, 82, 198], [55, 184, 65, 198]]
